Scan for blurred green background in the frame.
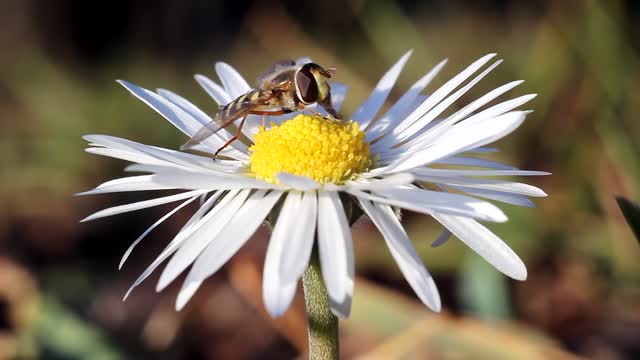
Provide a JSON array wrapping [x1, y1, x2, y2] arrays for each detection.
[[1, 0, 639, 359]]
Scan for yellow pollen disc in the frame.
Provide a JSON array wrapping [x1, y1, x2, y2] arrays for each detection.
[[249, 114, 372, 184]]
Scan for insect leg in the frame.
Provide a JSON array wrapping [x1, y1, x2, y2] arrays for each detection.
[[298, 103, 324, 118], [250, 110, 289, 116], [249, 110, 290, 129], [213, 116, 248, 160]]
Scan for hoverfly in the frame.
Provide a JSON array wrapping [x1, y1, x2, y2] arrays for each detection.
[[181, 60, 343, 158]]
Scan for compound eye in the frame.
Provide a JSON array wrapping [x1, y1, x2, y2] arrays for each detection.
[[295, 65, 319, 104]]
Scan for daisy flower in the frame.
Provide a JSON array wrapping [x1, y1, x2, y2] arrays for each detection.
[[80, 51, 547, 318]]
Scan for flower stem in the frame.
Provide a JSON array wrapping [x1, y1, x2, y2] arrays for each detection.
[[302, 247, 339, 360]]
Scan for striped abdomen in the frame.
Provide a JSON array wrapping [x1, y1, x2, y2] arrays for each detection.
[[217, 88, 271, 122]]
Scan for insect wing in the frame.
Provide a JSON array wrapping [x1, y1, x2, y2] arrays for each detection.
[[256, 60, 296, 88], [180, 90, 271, 150], [180, 121, 223, 151]]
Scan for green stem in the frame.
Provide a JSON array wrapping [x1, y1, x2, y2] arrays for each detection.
[[302, 247, 339, 360]]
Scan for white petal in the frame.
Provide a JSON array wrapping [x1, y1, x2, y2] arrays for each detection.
[[387, 59, 504, 147], [125, 162, 241, 176], [358, 199, 440, 311], [119, 145, 203, 170], [403, 93, 536, 155], [215, 62, 251, 98], [366, 59, 448, 141], [470, 147, 499, 153], [84, 134, 234, 170], [316, 191, 354, 318], [396, 80, 526, 152], [122, 190, 233, 300], [176, 190, 283, 310], [454, 188, 536, 208], [448, 81, 527, 127], [414, 176, 547, 197], [383, 111, 527, 173], [263, 279, 297, 318], [151, 170, 279, 191], [280, 192, 318, 283], [435, 156, 517, 170], [194, 74, 231, 105], [84, 135, 165, 165], [125, 163, 224, 178], [156, 88, 249, 157], [347, 188, 507, 223], [156, 190, 252, 292], [275, 173, 319, 191], [117, 81, 248, 155], [432, 214, 527, 280], [156, 88, 217, 127], [81, 189, 205, 222], [85, 147, 161, 166], [77, 175, 172, 196], [352, 50, 413, 129], [443, 110, 531, 143], [127, 141, 225, 170], [411, 168, 550, 177], [376, 187, 508, 222], [391, 87, 535, 154], [384, 54, 497, 143], [119, 196, 199, 269], [85, 133, 142, 149], [263, 192, 305, 316], [459, 94, 538, 130], [330, 82, 348, 112], [117, 80, 208, 141], [431, 229, 451, 248], [345, 173, 415, 191], [175, 279, 203, 311], [296, 57, 313, 65], [372, 94, 431, 147], [179, 191, 224, 231], [373, 115, 440, 160]]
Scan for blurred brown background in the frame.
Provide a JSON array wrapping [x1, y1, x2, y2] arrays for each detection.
[[1, 0, 639, 359]]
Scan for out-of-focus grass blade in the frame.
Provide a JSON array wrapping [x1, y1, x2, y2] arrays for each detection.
[[348, 279, 579, 360], [616, 196, 640, 242], [356, 315, 582, 360], [460, 255, 511, 320], [34, 296, 124, 360]]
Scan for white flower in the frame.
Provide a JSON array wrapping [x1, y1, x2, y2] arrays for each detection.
[[80, 51, 548, 318]]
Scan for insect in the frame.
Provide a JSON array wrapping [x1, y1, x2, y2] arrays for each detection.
[[180, 60, 343, 158]]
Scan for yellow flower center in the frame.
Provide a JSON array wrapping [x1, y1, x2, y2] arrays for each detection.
[[249, 114, 372, 184]]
